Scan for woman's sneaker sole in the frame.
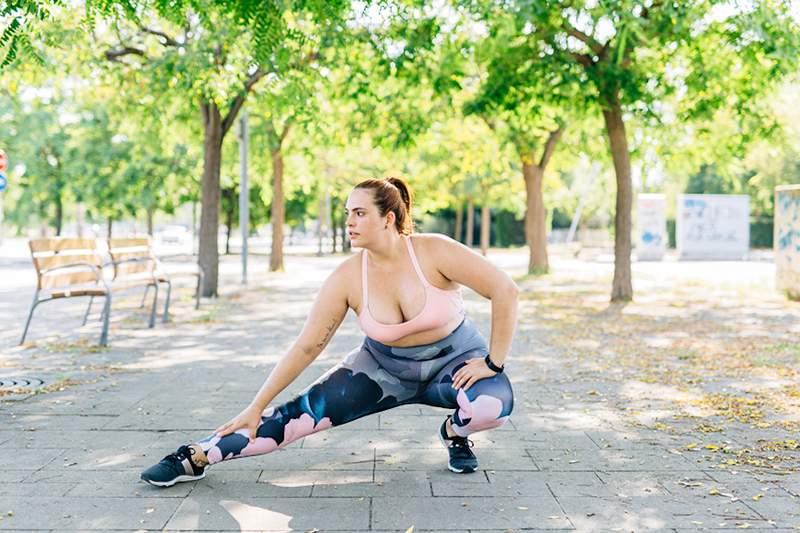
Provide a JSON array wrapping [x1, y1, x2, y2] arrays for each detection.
[[141, 471, 206, 487]]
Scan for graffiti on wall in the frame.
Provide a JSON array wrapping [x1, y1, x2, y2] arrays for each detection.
[[775, 186, 800, 299], [677, 194, 749, 260], [637, 194, 666, 261]]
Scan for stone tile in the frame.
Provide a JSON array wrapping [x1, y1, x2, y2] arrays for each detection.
[[0, 448, 63, 470], [193, 477, 313, 498], [477, 471, 608, 499], [0, 413, 118, 431], [311, 470, 431, 497], [517, 431, 601, 450], [595, 471, 673, 497], [738, 493, 800, 528], [66, 480, 194, 498], [0, 482, 73, 497], [529, 448, 695, 471], [0, 496, 181, 530], [302, 428, 519, 450], [207, 448, 375, 472], [372, 496, 569, 530], [23, 468, 143, 484], [558, 494, 763, 530], [164, 496, 370, 531], [379, 413, 516, 431], [376, 447, 538, 472]]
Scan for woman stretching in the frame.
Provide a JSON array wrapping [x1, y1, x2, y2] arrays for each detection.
[[141, 177, 517, 486]]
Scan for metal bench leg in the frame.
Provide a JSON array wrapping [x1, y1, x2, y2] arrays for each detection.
[[99, 293, 111, 346], [162, 280, 172, 323], [20, 292, 41, 345], [139, 285, 149, 308], [148, 283, 159, 328], [82, 296, 94, 326]]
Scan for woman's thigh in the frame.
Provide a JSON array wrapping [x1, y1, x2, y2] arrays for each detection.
[[199, 344, 419, 462], [415, 349, 514, 422]]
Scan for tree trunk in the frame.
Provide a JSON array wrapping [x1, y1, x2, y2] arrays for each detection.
[[454, 201, 463, 243], [601, 101, 633, 302], [269, 147, 284, 271], [480, 205, 490, 256], [199, 101, 223, 297], [523, 158, 548, 274], [146, 207, 154, 237], [465, 198, 474, 248], [106, 217, 113, 239], [54, 194, 63, 236]]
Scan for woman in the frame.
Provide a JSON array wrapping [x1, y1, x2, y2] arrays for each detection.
[[141, 177, 517, 486]]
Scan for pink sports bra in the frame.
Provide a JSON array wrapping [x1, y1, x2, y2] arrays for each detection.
[[358, 235, 464, 344]]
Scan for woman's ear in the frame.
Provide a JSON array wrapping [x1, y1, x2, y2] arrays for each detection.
[[384, 211, 396, 229]]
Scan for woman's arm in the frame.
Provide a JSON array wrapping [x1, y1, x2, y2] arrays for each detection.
[[427, 235, 519, 389], [215, 263, 351, 438], [247, 267, 350, 412]]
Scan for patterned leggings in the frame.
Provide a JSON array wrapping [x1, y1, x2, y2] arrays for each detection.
[[196, 317, 514, 464]]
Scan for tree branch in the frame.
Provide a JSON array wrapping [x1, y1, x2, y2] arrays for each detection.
[[104, 46, 147, 63], [570, 52, 594, 68], [538, 126, 565, 169], [563, 22, 604, 56], [221, 68, 269, 136], [140, 26, 179, 47], [279, 116, 294, 144]]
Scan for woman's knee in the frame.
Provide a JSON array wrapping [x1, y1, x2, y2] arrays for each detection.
[[452, 374, 514, 435]]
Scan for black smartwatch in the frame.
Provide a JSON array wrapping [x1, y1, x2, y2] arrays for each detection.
[[484, 354, 504, 373]]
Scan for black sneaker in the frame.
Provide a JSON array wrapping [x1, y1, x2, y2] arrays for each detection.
[[140, 445, 206, 487], [438, 416, 478, 473]]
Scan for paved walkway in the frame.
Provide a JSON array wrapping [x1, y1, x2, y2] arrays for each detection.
[[0, 246, 798, 532]]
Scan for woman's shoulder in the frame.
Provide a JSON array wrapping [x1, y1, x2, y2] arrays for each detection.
[[410, 232, 460, 251]]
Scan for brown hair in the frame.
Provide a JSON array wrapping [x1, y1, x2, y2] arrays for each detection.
[[354, 177, 414, 235]]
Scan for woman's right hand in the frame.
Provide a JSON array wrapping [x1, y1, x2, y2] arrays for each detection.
[[214, 404, 264, 442]]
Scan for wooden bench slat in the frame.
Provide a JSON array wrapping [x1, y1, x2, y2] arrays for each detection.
[[109, 251, 151, 262], [51, 288, 108, 299], [108, 238, 150, 248], [34, 254, 102, 271], [40, 270, 99, 289], [29, 238, 97, 253]]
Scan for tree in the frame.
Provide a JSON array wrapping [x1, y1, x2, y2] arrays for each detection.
[[465, 0, 800, 301], [10, 1, 353, 295]]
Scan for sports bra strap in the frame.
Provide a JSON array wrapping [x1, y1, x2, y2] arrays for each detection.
[[361, 249, 369, 305], [404, 235, 431, 287]]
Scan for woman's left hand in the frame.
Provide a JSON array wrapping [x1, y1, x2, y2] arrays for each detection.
[[451, 357, 498, 392]]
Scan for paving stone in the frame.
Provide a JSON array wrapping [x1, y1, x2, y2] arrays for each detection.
[[558, 494, 764, 530], [0, 482, 73, 496], [737, 493, 800, 528], [529, 448, 696, 471], [378, 413, 516, 432], [0, 496, 181, 530], [164, 495, 370, 531], [206, 448, 375, 472], [66, 480, 194, 498], [310, 470, 432, 497], [372, 496, 569, 530], [0, 448, 63, 470], [375, 447, 538, 472]]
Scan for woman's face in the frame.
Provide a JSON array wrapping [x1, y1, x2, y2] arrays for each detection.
[[345, 188, 391, 246]]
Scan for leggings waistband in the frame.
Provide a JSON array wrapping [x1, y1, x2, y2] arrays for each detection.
[[363, 317, 486, 361]]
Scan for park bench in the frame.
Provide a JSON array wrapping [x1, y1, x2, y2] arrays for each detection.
[[106, 237, 204, 324], [21, 238, 112, 346]]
